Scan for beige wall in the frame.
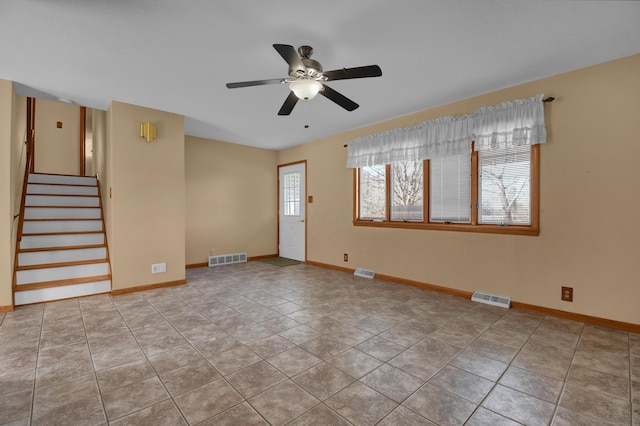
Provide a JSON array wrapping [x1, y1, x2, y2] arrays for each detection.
[[0, 80, 14, 308], [92, 108, 108, 221], [185, 136, 278, 265], [278, 54, 640, 325], [34, 99, 80, 175], [107, 101, 185, 290]]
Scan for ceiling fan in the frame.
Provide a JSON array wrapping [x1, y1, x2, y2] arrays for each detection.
[[226, 44, 382, 116]]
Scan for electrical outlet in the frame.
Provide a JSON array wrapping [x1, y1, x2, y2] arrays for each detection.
[[344, 253, 348, 262], [561, 286, 573, 302], [151, 262, 166, 274]]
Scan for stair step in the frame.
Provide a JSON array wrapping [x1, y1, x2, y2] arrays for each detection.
[[16, 261, 110, 285], [24, 207, 102, 220], [14, 279, 111, 305], [18, 247, 108, 266], [27, 183, 99, 196], [20, 233, 105, 249], [25, 194, 100, 207], [28, 174, 97, 186], [23, 219, 103, 234]]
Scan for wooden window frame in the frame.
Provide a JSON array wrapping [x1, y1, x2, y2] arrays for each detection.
[[353, 144, 539, 236]]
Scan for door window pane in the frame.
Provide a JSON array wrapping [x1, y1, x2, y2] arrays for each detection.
[[283, 172, 300, 216]]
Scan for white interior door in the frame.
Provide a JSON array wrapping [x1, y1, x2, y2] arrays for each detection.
[[279, 162, 306, 261]]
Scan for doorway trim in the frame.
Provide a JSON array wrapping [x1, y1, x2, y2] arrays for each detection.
[[277, 160, 307, 262]]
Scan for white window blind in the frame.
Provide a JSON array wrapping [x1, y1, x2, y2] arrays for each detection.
[[429, 153, 471, 223], [479, 145, 531, 225]]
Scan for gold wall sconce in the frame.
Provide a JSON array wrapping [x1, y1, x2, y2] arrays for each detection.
[[140, 122, 157, 142]]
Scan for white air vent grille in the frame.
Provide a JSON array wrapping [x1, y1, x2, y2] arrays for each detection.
[[471, 291, 511, 309], [354, 267, 375, 279], [208, 252, 247, 267]]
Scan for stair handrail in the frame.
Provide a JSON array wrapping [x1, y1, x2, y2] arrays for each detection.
[[16, 98, 35, 243]]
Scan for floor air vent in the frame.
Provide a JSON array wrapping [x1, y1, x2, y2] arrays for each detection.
[[208, 252, 247, 267], [471, 291, 511, 309], [354, 267, 375, 279]]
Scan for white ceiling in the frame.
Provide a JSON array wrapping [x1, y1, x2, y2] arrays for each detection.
[[1, 0, 639, 150]]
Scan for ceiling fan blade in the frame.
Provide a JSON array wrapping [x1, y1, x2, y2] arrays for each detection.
[[320, 85, 359, 111], [323, 65, 382, 81], [226, 78, 285, 89], [273, 44, 306, 74], [278, 91, 299, 116]]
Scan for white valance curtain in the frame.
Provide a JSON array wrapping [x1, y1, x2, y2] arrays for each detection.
[[346, 94, 547, 168]]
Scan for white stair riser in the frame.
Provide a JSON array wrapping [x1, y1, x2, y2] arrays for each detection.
[[29, 174, 97, 186], [27, 184, 98, 196], [14, 280, 111, 305], [17, 262, 109, 285], [23, 220, 103, 234], [26, 195, 99, 207], [20, 233, 104, 249], [18, 247, 107, 267], [24, 207, 101, 219]]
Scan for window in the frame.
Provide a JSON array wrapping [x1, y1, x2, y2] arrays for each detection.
[[354, 144, 539, 235], [391, 160, 423, 222], [359, 165, 386, 220], [429, 152, 471, 223], [479, 145, 531, 225]]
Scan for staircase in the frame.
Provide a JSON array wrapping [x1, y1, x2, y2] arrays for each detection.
[[14, 173, 111, 305]]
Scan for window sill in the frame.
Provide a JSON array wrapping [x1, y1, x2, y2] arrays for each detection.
[[353, 220, 539, 236]]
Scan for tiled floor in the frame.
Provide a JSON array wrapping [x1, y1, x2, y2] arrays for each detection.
[[1, 262, 638, 425]]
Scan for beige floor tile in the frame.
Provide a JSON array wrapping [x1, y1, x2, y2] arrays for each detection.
[[428, 365, 493, 403], [356, 335, 405, 361], [389, 349, 445, 381], [0, 389, 32, 425], [300, 335, 350, 360], [96, 358, 156, 392], [34, 373, 99, 415], [267, 347, 322, 377], [326, 381, 397, 425], [558, 383, 630, 425], [173, 378, 243, 425], [108, 400, 186, 426], [209, 345, 262, 376], [102, 376, 170, 421], [499, 366, 564, 403], [482, 384, 556, 426], [288, 403, 351, 425], [32, 395, 106, 426], [328, 347, 383, 379], [378, 405, 436, 425], [246, 334, 296, 358], [200, 402, 268, 425], [566, 364, 629, 400], [159, 358, 221, 396], [292, 362, 355, 400], [226, 360, 287, 398], [249, 380, 320, 425], [465, 407, 521, 425]]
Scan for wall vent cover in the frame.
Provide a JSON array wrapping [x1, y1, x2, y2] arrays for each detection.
[[208, 252, 247, 267], [471, 291, 511, 309], [354, 267, 375, 279]]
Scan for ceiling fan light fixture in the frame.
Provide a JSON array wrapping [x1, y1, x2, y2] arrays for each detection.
[[290, 79, 322, 100]]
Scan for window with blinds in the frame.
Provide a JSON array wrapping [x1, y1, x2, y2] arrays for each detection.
[[391, 160, 423, 221], [478, 145, 531, 225], [429, 153, 471, 223], [359, 165, 386, 220]]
